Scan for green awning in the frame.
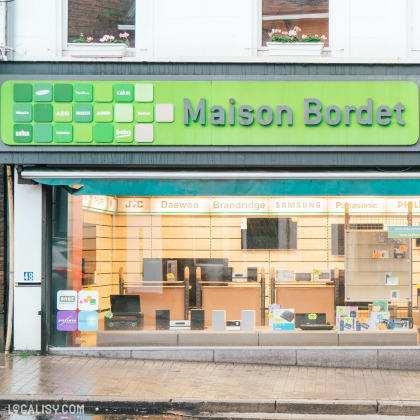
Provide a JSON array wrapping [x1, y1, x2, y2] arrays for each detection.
[[22, 172, 420, 196]]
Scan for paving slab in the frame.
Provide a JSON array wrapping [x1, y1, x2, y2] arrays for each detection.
[[275, 399, 377, 415], [378, 400, 420, 416]]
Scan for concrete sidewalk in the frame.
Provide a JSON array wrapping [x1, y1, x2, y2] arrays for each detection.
[[1, 355, 420, 416]]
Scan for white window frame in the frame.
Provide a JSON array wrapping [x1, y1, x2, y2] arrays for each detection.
[[61, 0, 137, 59], [260, 0, 329, 48]]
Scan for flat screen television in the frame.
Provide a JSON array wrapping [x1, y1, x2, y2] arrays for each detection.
[[110, 295, 141, 313], [242, 218, 297, 250], [201, 265, 232, 282]]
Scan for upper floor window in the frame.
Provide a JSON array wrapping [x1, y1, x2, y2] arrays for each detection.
[[262, 0, 329, 47], [67, 0, 135, 47]]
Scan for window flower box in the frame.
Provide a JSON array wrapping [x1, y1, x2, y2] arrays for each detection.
[[266, 42, 324, 56], [66, 43, 128, 58]]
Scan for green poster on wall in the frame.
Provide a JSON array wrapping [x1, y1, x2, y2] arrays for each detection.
[[1, 80, 418, 146]]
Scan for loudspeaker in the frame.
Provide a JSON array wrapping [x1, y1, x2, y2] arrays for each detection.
[[212, 310, 226, 331], [191, 309, 204, 330], [247, 267, 258, 282], [156, 309, 170, 330], [241, 310, 255, 331]]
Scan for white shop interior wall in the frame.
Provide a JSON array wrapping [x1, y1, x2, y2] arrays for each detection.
[[13, 171, 43, 351], [6, 0, 420, 61]]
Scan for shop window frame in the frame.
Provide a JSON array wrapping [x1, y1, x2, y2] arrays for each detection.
[[62, 0, 137, 58], [260, 0, 330, 49]]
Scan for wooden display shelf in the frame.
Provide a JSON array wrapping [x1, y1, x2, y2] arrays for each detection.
[[275, 282, 335, 325], [201, 282, 262, 327], [126, 282, 185, 328]]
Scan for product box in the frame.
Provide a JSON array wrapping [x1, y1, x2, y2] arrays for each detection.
[[273, 308, 295, 331], [393, 317, 413, 329], [370, 311, 390, 328], [275, 270, 294, 282], [336, 307, 350, 328], [372, 300, 388, 312], [268, 304, 281, 327], [336, 306, 358, 328], [340, 316, 354, 331], [393, 318, 410, 330], [378, 319, 394, 330], [313, 269, 331, 281], [356, 317, 372, 331], [349, 306, 358, 319]]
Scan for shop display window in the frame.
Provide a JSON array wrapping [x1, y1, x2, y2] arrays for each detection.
[[50, 190, 419, 347]]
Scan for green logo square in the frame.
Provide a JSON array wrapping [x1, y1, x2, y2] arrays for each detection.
[[14, 83, 32, 102], [54, 124, 73, 143], [94, 124, 114, 143], [114, 104, 133, 122], [34, 83, 53, 102], [54, 104, 73, 122], [54, 84, 73, 102], [74, 104, 93, 123], [74, 125, 93, 143], [74, 84, 93, 102], [134, 104, 154, 122], [114, 84, 134, 102], [14, 124, 32, 143], [135, 84, 153, 102], [14, 104, 33, 122], [114, 124, 133, 143], [34, 104, 53, 122], [94, 104, 113, 122], [34, 124, 53, 143], [94, 83, 113, 103]]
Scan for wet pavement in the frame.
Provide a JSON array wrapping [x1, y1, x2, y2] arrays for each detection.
[[0, 355, 420, 417], [1, 355, 420, 401]]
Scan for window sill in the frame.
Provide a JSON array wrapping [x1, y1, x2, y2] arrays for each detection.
[[63, 43, 132, 59]]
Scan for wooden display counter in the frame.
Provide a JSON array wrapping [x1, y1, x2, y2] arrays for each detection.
[[126, 282, 185, 328], [275, 281, 335, 325], [201, 282, 262, 327]]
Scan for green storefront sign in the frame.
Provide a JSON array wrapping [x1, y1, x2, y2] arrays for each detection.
[[1, 81, 418, 146]]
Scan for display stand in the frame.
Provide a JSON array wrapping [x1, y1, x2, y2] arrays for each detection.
[[345, 231, 411, 303]]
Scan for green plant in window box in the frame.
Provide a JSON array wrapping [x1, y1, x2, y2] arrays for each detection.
[[73, 33, 94, 44], [266, 26, 327, 56], [68, 33, 129, 57], [99, 33, 130, 46]]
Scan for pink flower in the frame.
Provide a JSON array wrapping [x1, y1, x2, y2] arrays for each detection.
[[119, 32, 130, 39], [87, 37, 93, 42], [109, 35, 115, 41], [321, 35, 327, 40], [282, 31, 288, 36], [288, 29, 297, 37], [100, 34, 112, 43], [302, 34, 307, 39], [314, 34, 319, 38]]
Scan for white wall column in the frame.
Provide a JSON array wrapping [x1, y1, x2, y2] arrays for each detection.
[[13, 171, 43, 351]]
